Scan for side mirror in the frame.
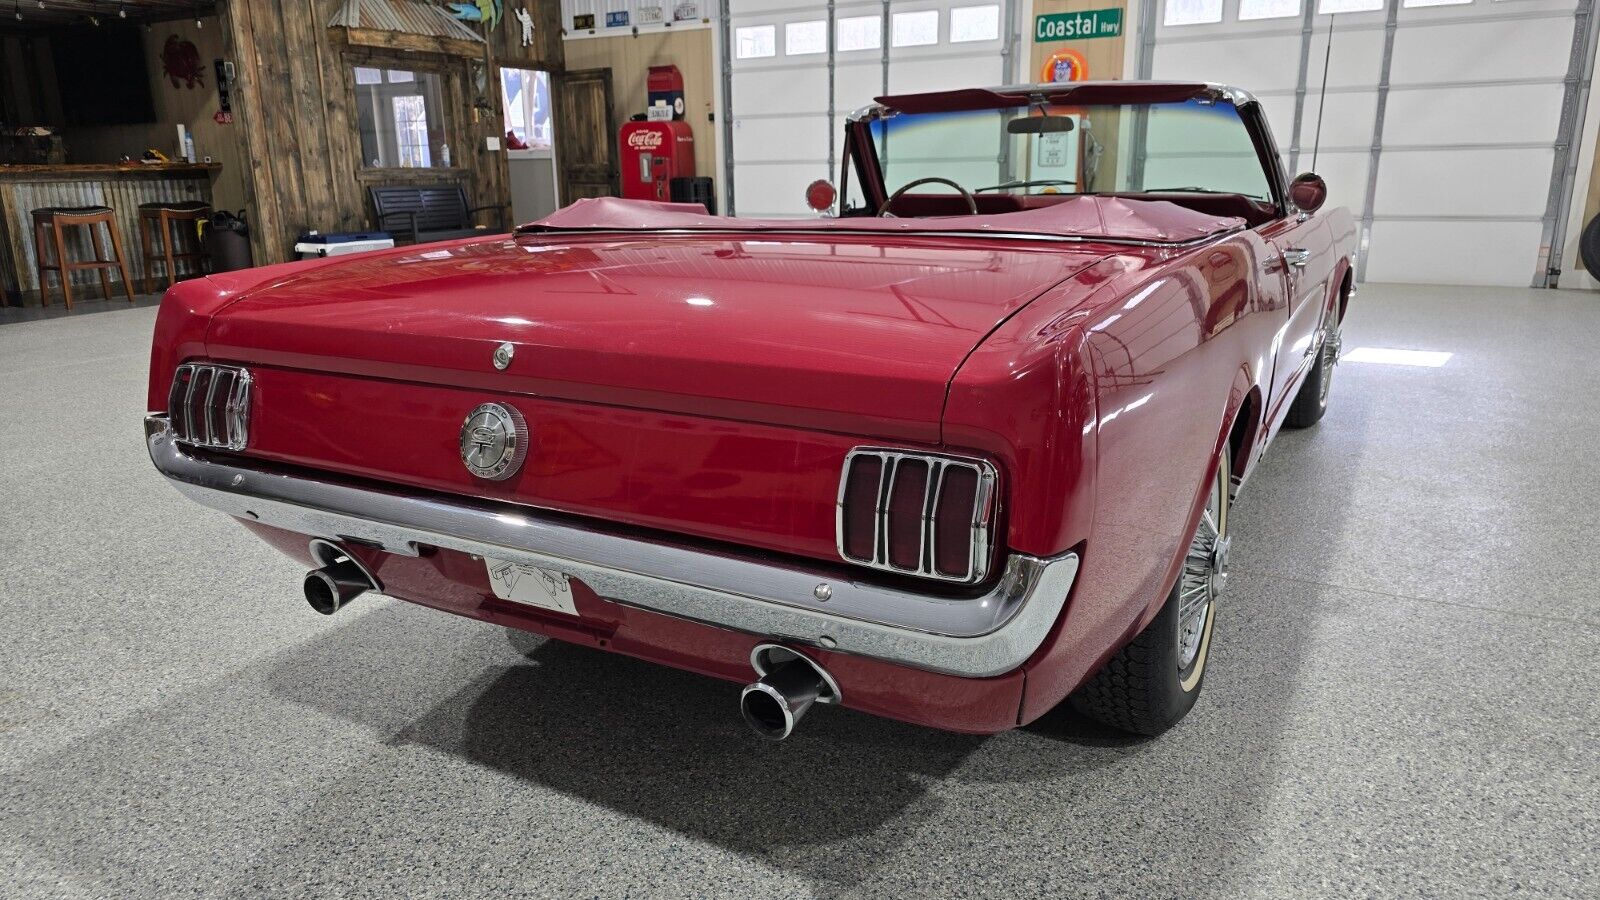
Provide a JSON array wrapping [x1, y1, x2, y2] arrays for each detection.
[[1289, 172, 1327, 214], [805, 179, 837, 214]]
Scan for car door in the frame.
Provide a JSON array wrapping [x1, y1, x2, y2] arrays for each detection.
[[1257, 211, 1334, 430]]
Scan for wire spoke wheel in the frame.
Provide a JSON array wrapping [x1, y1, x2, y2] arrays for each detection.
[[1068, 443, 1234, 735], [1318, 321, 1341, 405], [1177, 460, 1229, 672]]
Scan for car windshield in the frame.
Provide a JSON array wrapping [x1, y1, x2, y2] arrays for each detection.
[[862, 97, 1273, 206]]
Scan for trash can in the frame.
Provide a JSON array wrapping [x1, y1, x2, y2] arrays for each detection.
[[670, 176, 716, 215], [202, 210, 253, 272]]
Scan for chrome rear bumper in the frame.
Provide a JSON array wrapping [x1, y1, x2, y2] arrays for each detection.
[[145, 416, 1077, 677]]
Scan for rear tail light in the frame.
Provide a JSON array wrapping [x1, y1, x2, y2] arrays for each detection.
[[836, 448, 998, 583], [168, 363, 251, 450]]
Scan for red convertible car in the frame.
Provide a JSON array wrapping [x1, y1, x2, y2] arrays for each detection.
[[147, 81, 1355, 740]]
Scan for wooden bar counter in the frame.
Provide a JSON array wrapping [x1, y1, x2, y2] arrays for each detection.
[[0, 162, 220, 305]]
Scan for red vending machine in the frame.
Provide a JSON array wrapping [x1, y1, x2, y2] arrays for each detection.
[[619, 120, 696, 202]]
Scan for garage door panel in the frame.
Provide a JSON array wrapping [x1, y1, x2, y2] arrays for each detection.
[[734, 163, 829, 217], [1308, 27, 1387, 89], [1382, 84, 1563, 147], [887, 57, 1001, 94], [1140, 4, 1576, 287], [1299, 91, 1376, 150], [1257, 94, 1297, 152], [731, 69, 828, 117], [1303, 150, 1368, 215], [1389, 18, 1573, 84], [733, 0, 811, 14], [836, 61, 882, 113], [1365, 220, 1544, 286], [1374, 148, 1554, 218], [1151, 35, 1303, 89], [734, 116, 831, 162]]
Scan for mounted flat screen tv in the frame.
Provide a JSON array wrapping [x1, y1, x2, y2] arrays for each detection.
[[50, 27, 156, 125]]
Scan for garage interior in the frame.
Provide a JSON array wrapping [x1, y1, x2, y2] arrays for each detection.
[[2, 2, 1597, 899]]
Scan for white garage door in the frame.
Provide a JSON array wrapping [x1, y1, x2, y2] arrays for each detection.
[[725, 1, 1015, 216], [1144, 0, 1594, 286]]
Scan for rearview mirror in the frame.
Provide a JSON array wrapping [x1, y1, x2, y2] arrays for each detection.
[[1289, 172, 1327, 214], [1007, 115, 1075, 135]]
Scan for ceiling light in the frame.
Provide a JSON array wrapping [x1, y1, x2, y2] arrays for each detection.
[[1341, 347, 1453, 368]]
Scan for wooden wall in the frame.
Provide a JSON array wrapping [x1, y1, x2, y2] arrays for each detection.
[[217, 0, 564, 265], [563, 27, 716, 181]]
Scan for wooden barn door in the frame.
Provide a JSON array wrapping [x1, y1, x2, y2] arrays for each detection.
[[553, 68, 617, 203]]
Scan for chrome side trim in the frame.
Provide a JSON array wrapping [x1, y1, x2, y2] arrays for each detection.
[[145, 417, 1078, 678], [520, 225, 1247, 250]]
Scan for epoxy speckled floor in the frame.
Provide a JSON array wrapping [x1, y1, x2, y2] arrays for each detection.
[[0, 284, 1596, 899]]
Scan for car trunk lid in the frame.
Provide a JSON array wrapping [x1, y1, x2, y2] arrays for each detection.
[[205, 232, 1106, 440]]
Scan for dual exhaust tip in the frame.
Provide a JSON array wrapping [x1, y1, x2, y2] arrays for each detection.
[[302, 539, 380, 615], [300, 545, 837, 741], [740, 644, 841, 741]]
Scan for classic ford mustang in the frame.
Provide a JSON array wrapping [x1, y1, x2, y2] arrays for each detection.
[[147, 81, 1354, 739]]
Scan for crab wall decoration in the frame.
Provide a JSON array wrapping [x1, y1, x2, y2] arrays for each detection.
[[161, 35, 204, 89]]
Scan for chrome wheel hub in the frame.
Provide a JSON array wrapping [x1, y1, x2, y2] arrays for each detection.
[[1178, 487, 1227, 670], [1319, 325, 1341, 402]]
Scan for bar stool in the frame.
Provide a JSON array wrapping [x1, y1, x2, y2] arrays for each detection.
[[31, 206, 135, 309], [138, 200, 212, 294]]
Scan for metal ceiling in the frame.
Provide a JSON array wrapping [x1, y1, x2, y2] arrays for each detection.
[[2, 1, 218, 27]]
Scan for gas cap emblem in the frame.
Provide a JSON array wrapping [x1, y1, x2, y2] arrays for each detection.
[[459, 403, 529, 481], [492, 342, 515, 370]]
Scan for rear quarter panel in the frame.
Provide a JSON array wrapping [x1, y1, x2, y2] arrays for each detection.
[[948, 229, 1290, 723]]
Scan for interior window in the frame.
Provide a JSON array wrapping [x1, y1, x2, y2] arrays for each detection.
[[355, 68, 450, 168]]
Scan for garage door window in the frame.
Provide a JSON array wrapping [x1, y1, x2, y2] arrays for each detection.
[[1164, 0, 1223, 26], [838, 15, 882, 52], [1316, 0, 1385, 12], [950, 5, 1000, 43], [1239, 0, 1302, 20], [736, 25, 776, 59], [786, 21, 827, 55], [892, 10, 940, 47]]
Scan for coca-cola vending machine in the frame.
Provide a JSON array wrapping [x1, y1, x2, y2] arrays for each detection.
[[618, 120, 695, 202]]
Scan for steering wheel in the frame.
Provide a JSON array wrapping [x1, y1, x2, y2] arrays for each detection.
[[879, 177, 979, 217]]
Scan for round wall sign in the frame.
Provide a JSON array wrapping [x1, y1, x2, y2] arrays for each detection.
[[1040, 49, 1089, 84]]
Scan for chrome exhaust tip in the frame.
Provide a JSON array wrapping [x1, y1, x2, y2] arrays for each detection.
[[303, 539, 380, 616], [740, 644, 841, 741]]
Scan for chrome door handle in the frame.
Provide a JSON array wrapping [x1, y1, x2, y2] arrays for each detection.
[[1283, 248, 1311, 269]]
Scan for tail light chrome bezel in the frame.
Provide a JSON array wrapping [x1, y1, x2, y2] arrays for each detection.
[[168, 363, 252, 451], [835, 447, 999, 584]]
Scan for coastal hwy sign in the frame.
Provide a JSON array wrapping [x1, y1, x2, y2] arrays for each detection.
[[1035, 8, 1123, 42]]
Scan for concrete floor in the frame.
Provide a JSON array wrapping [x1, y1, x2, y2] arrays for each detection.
[[0, 284, 1596, 899]]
